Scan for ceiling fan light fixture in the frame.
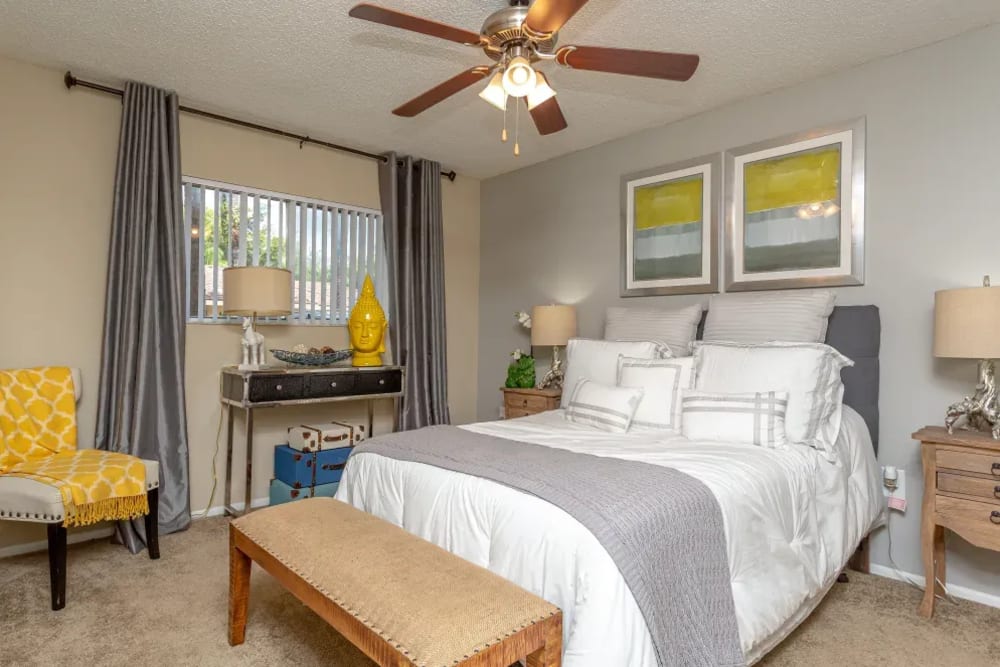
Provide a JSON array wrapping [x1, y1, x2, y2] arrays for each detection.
[[478, 71, 508, 110], [527, 72, 557, 110], [502, 56, 537, 97]]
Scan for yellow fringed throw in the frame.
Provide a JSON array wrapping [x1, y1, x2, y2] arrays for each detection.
[[0, 367, 148, 527]]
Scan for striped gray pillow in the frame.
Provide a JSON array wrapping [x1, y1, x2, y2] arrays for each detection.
[[605, 304, 703, 356], [703, 291, 835, 344], [681, 390, 789, 448], [565, 379, 644, 433]]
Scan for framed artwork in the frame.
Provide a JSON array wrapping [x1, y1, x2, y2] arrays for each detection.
[[724, 118, 865, 291], [620, 153, 720, 297]]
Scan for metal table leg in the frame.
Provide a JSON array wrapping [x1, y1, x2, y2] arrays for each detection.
[[367, 399, 375, 438], [224, 405, 235, 516], [243, 408, 254, 515]]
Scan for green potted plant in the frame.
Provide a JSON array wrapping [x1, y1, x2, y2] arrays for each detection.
[[505, 311, 536, 388]]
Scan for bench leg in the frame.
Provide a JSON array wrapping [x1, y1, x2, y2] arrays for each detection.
[[229, 527, 252, 646], [526, 614, 562, 667], [145, 488, 160, 560], [47, 523, 67, 611]]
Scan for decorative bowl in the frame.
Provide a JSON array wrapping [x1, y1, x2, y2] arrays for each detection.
[[271, 349, 352, 367]]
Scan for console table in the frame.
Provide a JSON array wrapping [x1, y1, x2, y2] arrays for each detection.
[[219, 364, 404, 516]]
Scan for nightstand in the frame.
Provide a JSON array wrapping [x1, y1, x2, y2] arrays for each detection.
[[501, 387, 561, 419], [914, 425, 1000, 618]]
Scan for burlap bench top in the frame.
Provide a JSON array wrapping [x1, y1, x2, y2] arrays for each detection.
[[229, 497, 562, 667]]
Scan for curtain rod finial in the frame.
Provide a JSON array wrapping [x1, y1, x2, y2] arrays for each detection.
[[64, 71, 77, 90], [445, 170, 457, 182]]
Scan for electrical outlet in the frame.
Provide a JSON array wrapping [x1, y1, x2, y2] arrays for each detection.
[[881, 466, 907, 511]]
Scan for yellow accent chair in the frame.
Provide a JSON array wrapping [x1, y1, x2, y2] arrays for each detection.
[[0, 368, 161, 610]]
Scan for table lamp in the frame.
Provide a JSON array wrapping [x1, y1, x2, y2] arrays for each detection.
[[223, 266, 292, 370], [934, 275, 1000, 439], [532, 304, 577, 390]]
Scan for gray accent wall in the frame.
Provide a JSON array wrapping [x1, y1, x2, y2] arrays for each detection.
[[478, 24, 1000, 600]]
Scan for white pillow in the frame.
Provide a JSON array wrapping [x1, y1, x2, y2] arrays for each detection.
[[703, 291, 835, 344], [561, 338, 667, 408], [692, 341, 853, 461], [617, 356, 694, 432], [681, 390, 789, 448], [605, 303, 703, 356], [565, 380, 644, 433]]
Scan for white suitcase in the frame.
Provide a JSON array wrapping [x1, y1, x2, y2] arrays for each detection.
[[330, 420, 367, 444], [286, 423, 353, 452]]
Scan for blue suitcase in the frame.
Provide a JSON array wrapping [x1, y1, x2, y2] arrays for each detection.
[[273, 444, 352, 488], [268, 478, 340, 506]]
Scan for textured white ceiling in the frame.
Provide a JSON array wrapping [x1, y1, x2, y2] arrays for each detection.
[[1, 1, 998, 178]]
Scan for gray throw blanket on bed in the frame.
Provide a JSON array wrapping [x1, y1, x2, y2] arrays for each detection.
[[351, 425, 743, 667]]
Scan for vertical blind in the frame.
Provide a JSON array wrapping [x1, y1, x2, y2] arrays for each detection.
[[182, 177, 387, 324]]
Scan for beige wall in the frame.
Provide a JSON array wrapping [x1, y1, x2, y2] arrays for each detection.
[[0, 56, 479, 552], [478, 24, 1000, 600]]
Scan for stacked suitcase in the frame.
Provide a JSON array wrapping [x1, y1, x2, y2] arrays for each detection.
[[268, 421, 366, 505]]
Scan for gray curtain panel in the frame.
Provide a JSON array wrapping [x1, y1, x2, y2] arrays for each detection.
[[95, 81, 190, 552], [379, 153, 450, 430]]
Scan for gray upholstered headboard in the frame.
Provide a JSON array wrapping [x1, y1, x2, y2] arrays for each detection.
[[696, 305, 881, 452]]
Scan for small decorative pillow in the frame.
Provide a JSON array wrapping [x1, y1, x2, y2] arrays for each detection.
[[605, 303, 704, 356], [565, 379, 644, 433], [681, 390, 789, 448], [617, 356, 694, 432], [560, 338, 668, 409]]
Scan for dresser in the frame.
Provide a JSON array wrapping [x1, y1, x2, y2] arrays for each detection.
[[501, 387, 561, 419], [220, 364, 404, 516], [914, 426, 1000, 618]]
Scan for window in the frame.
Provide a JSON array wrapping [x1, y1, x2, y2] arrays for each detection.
[[182, 177, 387, 325]]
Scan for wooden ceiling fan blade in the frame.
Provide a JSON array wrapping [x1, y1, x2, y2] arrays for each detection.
[[527, 96, 568, 136], [349, 3, 483, 46], [523, 0, 591, 37], [393, 67, 492, 117], [557, 45, 700, 81]]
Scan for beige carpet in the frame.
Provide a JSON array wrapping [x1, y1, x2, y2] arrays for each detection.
[[2, 517, 999, 666]]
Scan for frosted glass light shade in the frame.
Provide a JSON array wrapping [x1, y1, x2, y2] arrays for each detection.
[[934, 285, 1000, 358], [502, 56, 537, 98], [527, 72, 557, 110], [478, 72, 507, 111], [531, 305, 577, 347], [223, 266, 292, 316]]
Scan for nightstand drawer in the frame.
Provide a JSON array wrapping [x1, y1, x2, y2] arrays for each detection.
[[248, 375, 305, 403], [938, 472, 1000, 504], [936, 449, 1000, 477], [505, 394, 550, 411], [935, 495, 1000, 550], [505, 408, 534, 419]]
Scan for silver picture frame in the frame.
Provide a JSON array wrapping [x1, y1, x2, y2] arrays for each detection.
[[620, 153, 721, 297], [723, 118, 866, 292]]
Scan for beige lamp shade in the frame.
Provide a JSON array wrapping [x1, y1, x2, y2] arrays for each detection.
[[934, 286, 1000, 359], [223, 266, 292, 316], [531, 305, 577, 347]]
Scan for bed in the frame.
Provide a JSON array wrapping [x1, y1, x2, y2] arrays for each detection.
[[336, 305, 884, 666]]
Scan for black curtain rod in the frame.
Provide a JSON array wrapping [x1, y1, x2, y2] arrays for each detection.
[[64, 72, 457, 182]]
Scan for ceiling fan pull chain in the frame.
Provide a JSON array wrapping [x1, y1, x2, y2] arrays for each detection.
[[514, 100, 521, 156], [501, 95, 509, 142]]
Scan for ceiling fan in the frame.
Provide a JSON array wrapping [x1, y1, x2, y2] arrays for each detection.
[[349, 0, 700, 155]]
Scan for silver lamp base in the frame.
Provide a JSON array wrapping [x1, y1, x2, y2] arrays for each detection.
[[538, 345, 565, 391], [945, 359, 1000, 439]]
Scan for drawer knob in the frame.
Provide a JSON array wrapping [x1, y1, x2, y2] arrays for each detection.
[[331, 381, 337, 387], [522, 399, 528, 406], [379, 379, 385, 385], [991, 511, 1000, 525], [995, 485, 1000, 499], [993, 462, 1000, 476], [276, 384, 283, 391]]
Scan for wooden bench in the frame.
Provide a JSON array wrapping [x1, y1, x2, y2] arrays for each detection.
[[229, 497, 562, 667]]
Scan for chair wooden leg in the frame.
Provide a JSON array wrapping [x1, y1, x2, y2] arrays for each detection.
[[229, 525, 252, 646], [145, 488, 160, 560], [47, 523, 67, 611]]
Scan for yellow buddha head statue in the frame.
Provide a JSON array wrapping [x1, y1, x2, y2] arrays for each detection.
[[348, 274, 388, 367]]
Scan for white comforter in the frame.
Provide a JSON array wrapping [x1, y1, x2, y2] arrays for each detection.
[[336, 406, 883, 666]]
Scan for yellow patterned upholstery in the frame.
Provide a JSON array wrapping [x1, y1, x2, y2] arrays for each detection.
[[0, 367, 158, 526]]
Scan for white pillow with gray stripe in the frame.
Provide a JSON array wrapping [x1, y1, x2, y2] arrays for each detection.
[[703, 291, 835, 344], [605, 303, 703, 356], [681, 390, 789, 448], [692, 341, 853, 461], [565, 379, 644, 433], [561, 338, 667, 409], [617, 356, 694, 432]]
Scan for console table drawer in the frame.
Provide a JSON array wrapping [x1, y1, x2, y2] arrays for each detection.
[[356, 370, 402, 395], [938, 472, 1000, 504], [305, 374, 357, 399], [248, 376, 305, 402], [936, 449, 1000, 477]]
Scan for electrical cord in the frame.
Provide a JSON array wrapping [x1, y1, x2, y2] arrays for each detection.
[[199, 401, 225, 517], [885, 497, 956, 604]]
